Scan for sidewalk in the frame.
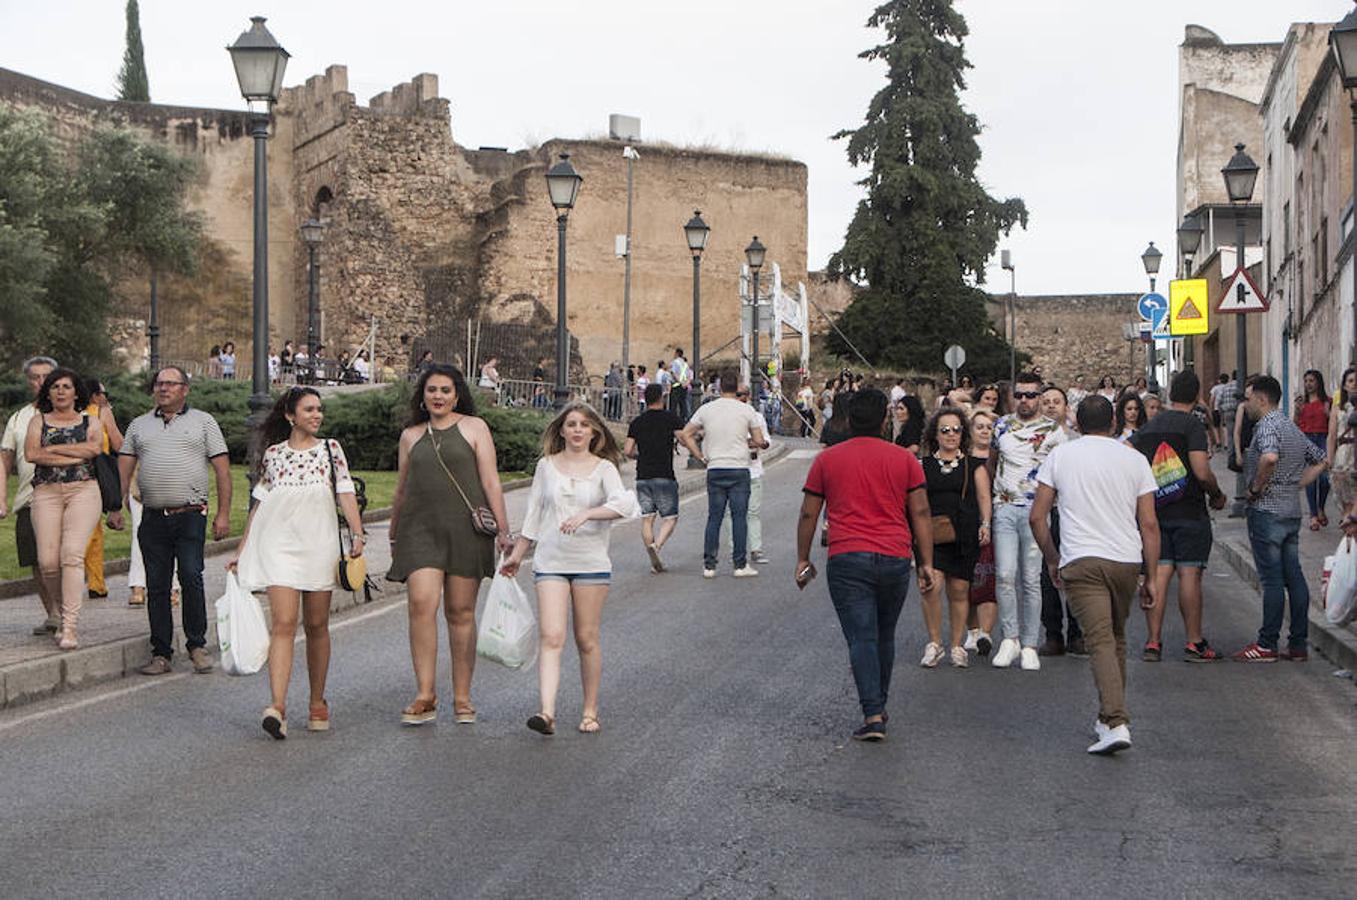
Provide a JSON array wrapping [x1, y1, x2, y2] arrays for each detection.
[[1207, 454, 1357, 672], [0, 440, 796, 708]]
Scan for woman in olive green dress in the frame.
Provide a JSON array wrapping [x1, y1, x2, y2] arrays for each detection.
[[388, 364, 513, 725]]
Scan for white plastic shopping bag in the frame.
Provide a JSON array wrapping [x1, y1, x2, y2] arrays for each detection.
[[1325, 536, 1357, 627], [476, 566, 539, 670], [216, 572, 270, 676]]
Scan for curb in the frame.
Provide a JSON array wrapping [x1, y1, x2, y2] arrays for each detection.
[[1, 576, 397, 710], [1214, 531, 1357, 673]]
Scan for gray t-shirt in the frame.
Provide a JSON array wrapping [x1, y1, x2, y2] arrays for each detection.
[[121, 406, 229, 509]]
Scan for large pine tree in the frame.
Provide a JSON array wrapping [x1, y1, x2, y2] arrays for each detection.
[[827, 0, 1027, 378], [116, 0, 150, 102]]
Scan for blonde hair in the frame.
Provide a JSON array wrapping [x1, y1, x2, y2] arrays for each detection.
[[541, 401, 622, 464]]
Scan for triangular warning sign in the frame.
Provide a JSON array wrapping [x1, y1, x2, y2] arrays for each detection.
[[1215, 267, 1268, 314], [1177, 297, 1203, 320]]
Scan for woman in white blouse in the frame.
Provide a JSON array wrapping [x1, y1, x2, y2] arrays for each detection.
[[230, 387, 366, 740], [501, 402, 638, 736]]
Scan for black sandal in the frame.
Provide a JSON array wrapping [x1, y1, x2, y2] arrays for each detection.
[[526, 713, 555, 735]]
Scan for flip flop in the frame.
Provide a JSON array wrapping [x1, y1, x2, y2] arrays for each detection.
[[453, 704, 477, 725], [578, 715, 601, 734], [527, 713, 555, 735], [262, 706, 287, 740]]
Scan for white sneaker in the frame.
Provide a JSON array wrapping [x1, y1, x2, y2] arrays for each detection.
[[646, 543, 665, 573], [703, 568, 716, 579], [733, 566, 759, 578], [962, 628, 979, 652], [991, 638, 1021, 668], [1020, 647, 1041, 671], [950, 646, 969, 668], [1092, 717, 1110, 738], [1087, 723, 1131, 755], [920, 642, 945, 668]]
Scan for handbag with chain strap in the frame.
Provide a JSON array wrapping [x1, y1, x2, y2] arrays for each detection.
[[428, 424, 499, 537]]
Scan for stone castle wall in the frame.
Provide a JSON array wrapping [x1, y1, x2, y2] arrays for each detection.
[[0, 66, 808, 379], [985, 293, 1147, 389]]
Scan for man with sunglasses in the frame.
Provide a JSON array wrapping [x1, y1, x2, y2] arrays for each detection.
[[988, 373, 1069, 670], [110, 367, 232, 675]]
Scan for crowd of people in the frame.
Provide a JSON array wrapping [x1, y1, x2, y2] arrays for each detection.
[[1, 349, 1342, 755]]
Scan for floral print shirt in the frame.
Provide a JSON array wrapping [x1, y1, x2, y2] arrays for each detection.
[[991, 413, 1068, 507]]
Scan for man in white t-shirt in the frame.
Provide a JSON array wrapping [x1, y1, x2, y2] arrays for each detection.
[[683, 370, 769, 577], [1030, 395, 1161, 756]]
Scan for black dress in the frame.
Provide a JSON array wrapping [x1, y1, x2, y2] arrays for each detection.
[[922, 455, 981, 580]]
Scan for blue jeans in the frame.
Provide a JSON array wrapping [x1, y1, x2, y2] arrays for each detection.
[[1304, 433, 1330, 517], [1246, 508, 1309, 650], [826, 552, 912, 718], [994, 502, 1044, 646], [703, 469, 750, 569], [138, 508, 208, 659]]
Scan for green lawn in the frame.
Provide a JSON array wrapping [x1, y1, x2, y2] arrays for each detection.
[[0, 468, 526, 582]]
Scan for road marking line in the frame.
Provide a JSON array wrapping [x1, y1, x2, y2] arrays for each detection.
[[0, 598, 410, 734]]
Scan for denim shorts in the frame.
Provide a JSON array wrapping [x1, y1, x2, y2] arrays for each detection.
[[533, 571, 612, 586], [1159, 518, 1212, 567], [636, 478, 680, 518]]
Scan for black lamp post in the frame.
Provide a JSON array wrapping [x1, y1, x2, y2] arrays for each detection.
[[1222, 143, 1259, 405], [1177, 214, 1203, 368], [227, 16, 289, 490], [1331, 3, 1357, 369], [300, 218, 325, 384], [545, 153, 582, 409], [1141, 241, 1163, 391], [745, 236, 766, 391], [148, 272, 160, 376], [684, 210, 710, 375]]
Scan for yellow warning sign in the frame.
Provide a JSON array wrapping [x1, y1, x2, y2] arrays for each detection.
[[1169, 278, 1210, 336]]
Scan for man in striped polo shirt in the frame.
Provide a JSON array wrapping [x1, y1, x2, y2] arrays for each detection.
[[1234, 375, 1328, 662], [111, 367, 232, 675]]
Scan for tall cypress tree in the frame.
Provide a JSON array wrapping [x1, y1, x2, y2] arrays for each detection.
[[116, 0, 150, 102], [827, 0, 1027, 378]]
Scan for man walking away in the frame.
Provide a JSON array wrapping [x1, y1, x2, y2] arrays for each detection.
[[721, 386, 770, 564], [0, 356, 61, 634], [989, 372, 1068, 670], [1233, 375, 1328, 662], [683, 371, 768, 577], [1131, 370, 1228, 662], [1031, 395, 1160, 755], [625, 383, 702, 573], [797, 389, 936, 741], [111, 367, 233, 675], [670, 349, 691, 421]]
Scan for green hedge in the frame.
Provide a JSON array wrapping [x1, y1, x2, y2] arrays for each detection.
[[0, 372, 546, 473]]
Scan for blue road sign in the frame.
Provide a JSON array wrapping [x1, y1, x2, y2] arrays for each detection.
[[1151, 307, 1171, 339], [1138, 292, 1168, 321]]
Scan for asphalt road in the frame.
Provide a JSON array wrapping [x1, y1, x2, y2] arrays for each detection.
[[2, 450, 1357, 899]]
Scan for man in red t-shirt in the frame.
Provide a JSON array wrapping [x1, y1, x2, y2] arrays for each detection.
[[796, 389, 936, 742]]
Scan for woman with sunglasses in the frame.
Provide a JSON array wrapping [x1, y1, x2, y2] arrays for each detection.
[[918, 407, 991, 667]]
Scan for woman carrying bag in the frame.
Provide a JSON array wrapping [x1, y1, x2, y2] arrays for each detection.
[[230, 387, 366, 739], [387, 365, 513, 726], [500, 402, 638, 736], [917, 406, 991, 668]]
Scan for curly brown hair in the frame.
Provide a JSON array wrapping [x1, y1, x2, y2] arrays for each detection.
[[923, 405, 972, 456]]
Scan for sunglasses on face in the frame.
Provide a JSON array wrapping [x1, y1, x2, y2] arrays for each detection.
[[1013, 391, 1041, 400], [937, 425, 964, 434]]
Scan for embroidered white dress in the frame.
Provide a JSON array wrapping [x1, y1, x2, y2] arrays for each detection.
[[237, 439, 354, 592]]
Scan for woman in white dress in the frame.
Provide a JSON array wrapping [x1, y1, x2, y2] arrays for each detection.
[[500, 402, 638, 736], [230, 387, 366, 740]]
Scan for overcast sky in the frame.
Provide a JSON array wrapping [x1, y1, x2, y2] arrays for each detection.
[[0, 0, 1343, 296]]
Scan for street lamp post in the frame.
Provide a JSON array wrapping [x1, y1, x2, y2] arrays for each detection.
[[227, 16, 289, 493], [745, 237, 766, 392], [684, 211, 710, 469], [1176, 214, 1203, 369], [1222, 142, 1259, 518], [1001, 250, 1016, 386], [300, 218, 326, 384], [545, 153, 583, 409], [1141, 241, 1163, 391], [148, 271, 160, 375], [1330, 4, 1357, 368]]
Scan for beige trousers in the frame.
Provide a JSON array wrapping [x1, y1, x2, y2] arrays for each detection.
[[31, 480, 102, 631], [1060, 557, 1141, 729]]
